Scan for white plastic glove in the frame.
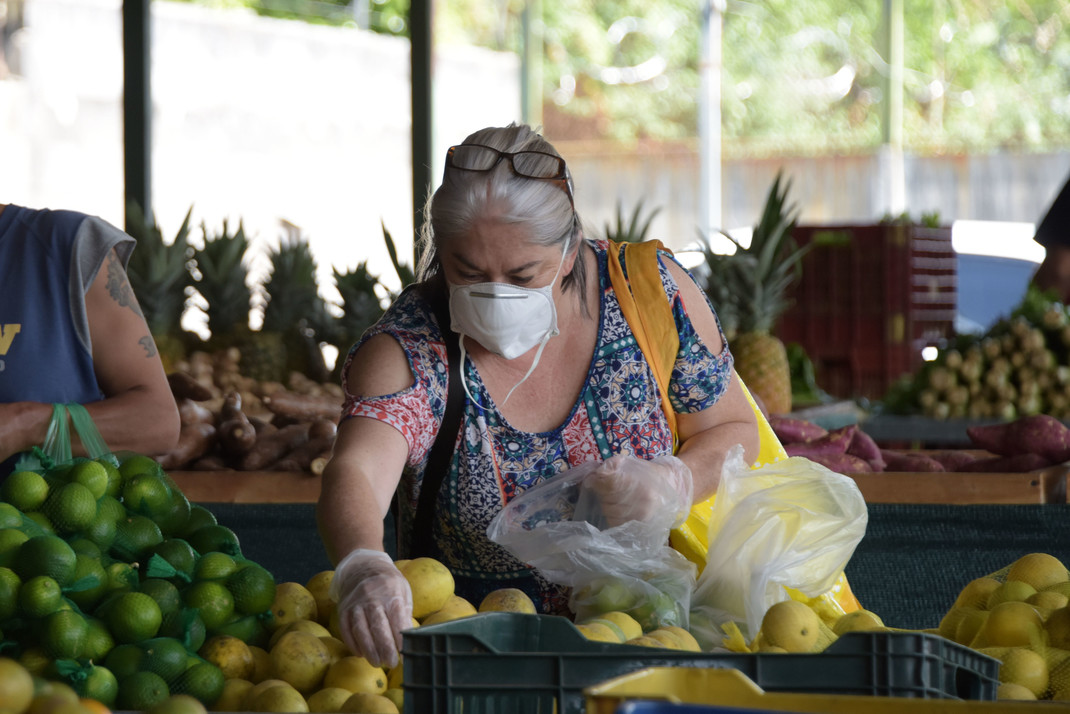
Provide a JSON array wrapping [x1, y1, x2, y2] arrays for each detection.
[[579, 454, 694, 529], [328, 549, 412, 668]]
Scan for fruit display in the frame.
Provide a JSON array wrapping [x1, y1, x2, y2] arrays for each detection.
[[770, 413, 1070, 473], [884, 286, 1070, 421], [156, 349, 342, 474]]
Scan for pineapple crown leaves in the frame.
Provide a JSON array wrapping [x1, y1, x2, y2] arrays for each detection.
[[328, 261, 386, 349], [604, 200, 662, 243], [123, 201, 194, 336], [192, 219, 253, 335], [261, 229, 330, 335], [382, 220, 416, 293], [700, 170, 808, 335]]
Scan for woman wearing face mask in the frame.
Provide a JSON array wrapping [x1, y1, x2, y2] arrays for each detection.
[[318, 124, 760, 668]]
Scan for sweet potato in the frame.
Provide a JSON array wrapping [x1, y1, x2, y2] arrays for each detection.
[[239, 423, 310, 471], [956, 453, 1054, 473], [880, 450, 945, 472], [167, 371, 214, 401], [966, 415, 1070, 462], [804, 452, 872, 473], [783, 425, 857, 458], [770, 416, 827, 444], [270, 435, 335, 474], [926, 450, 979, 471], [156, 422, 217, 470], [261, 389, 342, 421], [846, 429, 883, 465]]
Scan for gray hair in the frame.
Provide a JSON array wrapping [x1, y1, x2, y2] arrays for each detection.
[[416, 124, 589, 309]]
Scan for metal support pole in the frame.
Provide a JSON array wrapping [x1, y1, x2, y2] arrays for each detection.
[[520, 0, 543, 127], [122, 0, 152, 226], [698, 0, 724, 237], [411, 0, 433, 267]]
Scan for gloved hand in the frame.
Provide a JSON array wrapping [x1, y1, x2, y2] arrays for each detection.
[[579, 454, 694, 529], [328, 549, 412, 668]]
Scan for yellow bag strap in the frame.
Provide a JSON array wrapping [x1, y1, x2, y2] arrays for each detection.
[[606, 240, 679, 447]]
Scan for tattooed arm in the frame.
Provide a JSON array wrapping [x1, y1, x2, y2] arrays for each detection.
[[76, 248, 180, 456]]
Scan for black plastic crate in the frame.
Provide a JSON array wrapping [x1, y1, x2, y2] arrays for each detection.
[[401, 613, 999, 714]]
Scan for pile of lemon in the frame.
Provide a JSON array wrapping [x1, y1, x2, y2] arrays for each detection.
[[936, 552, 1070, 701], [0, 453, 278, 711]]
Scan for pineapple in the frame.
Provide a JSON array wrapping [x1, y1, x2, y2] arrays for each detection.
[[123, 201, 195, 371], [258, 224, 332, 383], [190, 219, 254, 356], [326, 260, 385, 374], [603, 200, 661, 243], [698, 171, 807, 416]]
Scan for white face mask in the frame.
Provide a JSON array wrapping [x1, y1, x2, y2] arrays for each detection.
[[447, 240, 569, 406]]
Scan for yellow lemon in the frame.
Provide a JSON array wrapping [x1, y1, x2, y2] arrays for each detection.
[[323, 656, 387, 695], [248, 683, 309, 713], [383, 687, 404, 711], [975, 601, 1044, 648], [305, 570, 336, 626], [997, 682, 1037, 700], [306, 687, 353, 713], [339, 692, 399, 713], [269, 619, 332, 648], [596, 612, 643, 641], [386, 660, 403, 690], [249, 645, 274, 684], [0, 657, 34, 714], [213, 678, 254, 712], [574, 622, 623, 643], [624, 635, 670, 649], [659, 626, 702, 652], [269, 631, 331, 695], [987, 580, 1038, 608], [1047, 607, 1070, 649], [269, 582, 318, 632], [478, 588, 536, 614], [199, 634, 254, 681], [833, 609, 885, 636], [954, 577, 1002, 609], [1028, 590, 1069, 611], [760, 600, 820, 653], [420, 595, 478, 626], [397, 558, 454, 619], [241, 679, 290, 710], [320, 636, 352, 665], [1007, 553, 1069, 591], [998, 647, 1048, 698], [954, 608, 988, 646]]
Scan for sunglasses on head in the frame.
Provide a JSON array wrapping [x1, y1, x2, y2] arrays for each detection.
[[444, 143, 575, 211]]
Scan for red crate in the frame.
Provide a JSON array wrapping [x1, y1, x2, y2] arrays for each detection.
[[776, 224, 955, 401]]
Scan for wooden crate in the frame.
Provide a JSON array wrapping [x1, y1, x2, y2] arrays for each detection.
[[168, 470, 321, 504], [847, 464, 1068, 505]]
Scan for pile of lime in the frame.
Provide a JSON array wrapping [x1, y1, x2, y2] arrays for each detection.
[[0, 453, 278, 710]]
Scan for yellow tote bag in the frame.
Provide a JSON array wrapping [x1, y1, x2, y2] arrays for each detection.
[[607, 240, 860, 616]]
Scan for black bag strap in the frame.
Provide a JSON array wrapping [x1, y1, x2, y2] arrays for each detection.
[[410, 295, 465, 557]]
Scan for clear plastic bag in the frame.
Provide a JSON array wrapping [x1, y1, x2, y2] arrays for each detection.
[[689, 445, 868, 648], [487, 461, 697, 631]]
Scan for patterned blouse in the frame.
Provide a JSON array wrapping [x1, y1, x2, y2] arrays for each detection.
[[341, 239, 734, 612]]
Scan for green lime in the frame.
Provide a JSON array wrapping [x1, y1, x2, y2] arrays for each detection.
[[113, 514, 164, 561], [140, 637, 192, 685], [193, 552, 237, 581], [104, 642, 145, 681], [0, 502, 24, 529], [100, 459, 124, 498], [0, 566, 21, 620], [66, 536, 102, 559], [14, 535, 76, 585], [152, 538, 198, 577], [42, 608, 88, 659], [106, 591, 163, 644], [105, 561, 139, 593], [83, 616, 116, 662], [118, 453, 163, 482], [82, 663, 119, 707], [183, 581, 234, 632], [187, 525, 241, 559], [82, 516, 117, 550], [69, 460, 110, 500], [122, 474, 172, 518], [159, 609, 207, 654], [156, 488, 192, 538], [226, 563, 276, 615], [139, 578, 183, 617], [178, 506, 217, 539], [211, 613, 268, 648], [0, 528, 30, 569], [43, 482, 97, 534], [2, 470, 51, 511], [116, 670, 170, 711], [65, 553, 109, 611], [96, 495, 126, 523], [169, 661, 224, 706], [23, 511, 54, 534]]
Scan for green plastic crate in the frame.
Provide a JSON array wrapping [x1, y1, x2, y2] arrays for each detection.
[[401, 613, 999, 714]]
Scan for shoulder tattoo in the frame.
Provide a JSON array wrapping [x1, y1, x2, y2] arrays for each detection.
[[105, 250, 145, 319]]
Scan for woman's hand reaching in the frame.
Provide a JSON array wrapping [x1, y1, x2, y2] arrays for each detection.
[[328, 549, 412, 668], [580, 454, 693, 528]]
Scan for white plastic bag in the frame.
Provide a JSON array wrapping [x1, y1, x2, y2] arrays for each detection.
[[487, 461, 697, 630], [689, 445, 868, 649]]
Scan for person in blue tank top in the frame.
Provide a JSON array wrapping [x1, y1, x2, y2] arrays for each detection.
[[0, 203, 180, 475]]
